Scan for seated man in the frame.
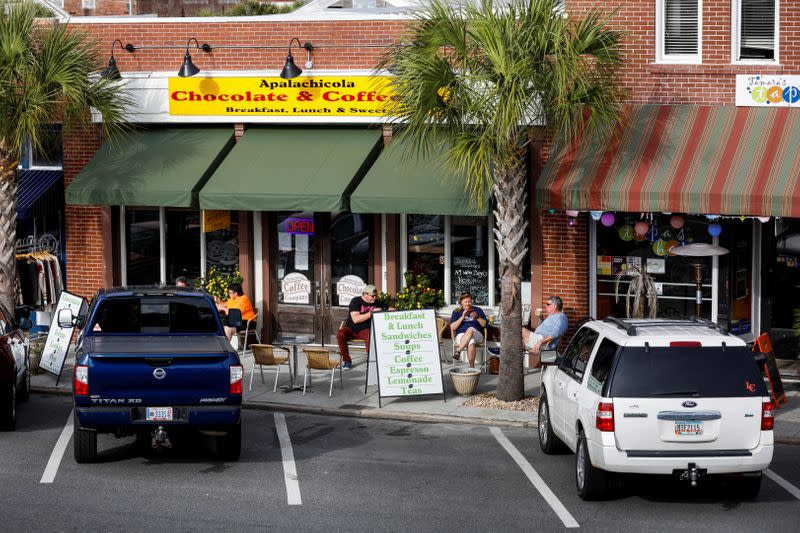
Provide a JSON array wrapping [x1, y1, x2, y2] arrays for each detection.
[[522, 295, 568, 355]]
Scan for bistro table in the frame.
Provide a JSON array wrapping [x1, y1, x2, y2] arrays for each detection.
[[274, 333, 316, 393]]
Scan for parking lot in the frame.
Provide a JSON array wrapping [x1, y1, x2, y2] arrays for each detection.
[[1, 393, 799, 531]]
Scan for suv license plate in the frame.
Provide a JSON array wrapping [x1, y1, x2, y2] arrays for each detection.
[[146, 407, 173, 421], [674, 420, 703, 436]]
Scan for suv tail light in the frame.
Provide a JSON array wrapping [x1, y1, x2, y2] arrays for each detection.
[[230, 365, 243, 395], [74, 365, 89, 396], [596, 401, 614, 432], [761, 401, 775, 431]]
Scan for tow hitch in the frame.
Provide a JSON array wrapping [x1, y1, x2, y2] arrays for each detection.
[[151, 426, 172, 449], [677, 463, 706, 486]]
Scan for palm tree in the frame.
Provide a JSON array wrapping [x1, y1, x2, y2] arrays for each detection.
[[0, 1, 130, 312], [379, 0, 624, 400]]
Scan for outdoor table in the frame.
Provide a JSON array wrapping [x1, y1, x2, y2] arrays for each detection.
[[274, 333, 316, 393]]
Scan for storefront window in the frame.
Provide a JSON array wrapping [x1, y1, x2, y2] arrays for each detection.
[[331, 213, 370, 307], [166, 209, 201, 283], [205, 211, 239, 278], [407, 214, 445, 293], [276, 211, 315, 304], [451, 216, 489, 305], [769, 219, 800, 332], [595, 213, 713, 320], [125, 208, 159, 285]]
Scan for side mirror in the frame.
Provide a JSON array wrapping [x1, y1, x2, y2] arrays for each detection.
[[226, 308, 242, 328], [540, 349, 558, 366], [57, 309, 74, 328]]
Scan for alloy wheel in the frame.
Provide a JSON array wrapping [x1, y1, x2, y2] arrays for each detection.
[[576, 438, 586, 490]]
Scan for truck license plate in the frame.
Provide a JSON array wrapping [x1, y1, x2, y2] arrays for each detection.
[[674, 420, 703, 436], [146, 407, 173, 421]]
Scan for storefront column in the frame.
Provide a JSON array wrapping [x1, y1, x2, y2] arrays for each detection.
[[751, 222, 762, 336], [253, 212, 263, 334], [238, 211, 253, 298]]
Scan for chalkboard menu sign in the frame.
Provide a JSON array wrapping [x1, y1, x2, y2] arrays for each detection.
[[452, 256, 488, 304]]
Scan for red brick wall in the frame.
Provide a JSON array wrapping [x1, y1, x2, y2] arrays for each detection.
[[62, 122, 106, 300], [63, 0, 132, 16]]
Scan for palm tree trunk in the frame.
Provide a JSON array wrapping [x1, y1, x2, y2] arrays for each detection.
[[0, 149, 17, 314], [493, 157, 529, 402]]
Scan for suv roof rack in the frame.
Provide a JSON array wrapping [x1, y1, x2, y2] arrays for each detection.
[[603, 316, 720, 336]]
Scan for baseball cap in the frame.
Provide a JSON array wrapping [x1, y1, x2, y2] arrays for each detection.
[[362, 284, 377, 295]]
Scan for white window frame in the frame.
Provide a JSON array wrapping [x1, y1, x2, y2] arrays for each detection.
[[656, 0, 703, 64], [81, 0, 96, 9], [731, 0, 779, 65], [21, 130, 62, 171]]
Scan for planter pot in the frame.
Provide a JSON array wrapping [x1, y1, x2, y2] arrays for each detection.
[[450, 368, 481, 396]]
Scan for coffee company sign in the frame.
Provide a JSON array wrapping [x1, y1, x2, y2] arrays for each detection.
[[169, 76, 396, 117], [281, 272, 311, 304]]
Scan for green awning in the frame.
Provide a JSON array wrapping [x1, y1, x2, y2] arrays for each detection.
[[350, 139, 488, 215], [199, 128, 383, 212], [66, 128, 235, 208]]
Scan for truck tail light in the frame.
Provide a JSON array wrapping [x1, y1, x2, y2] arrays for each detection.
[[761, 401, 774, 431], [596, 401, 614, 432], [74, 365, 89, 396], [230, 365, 243, 395]]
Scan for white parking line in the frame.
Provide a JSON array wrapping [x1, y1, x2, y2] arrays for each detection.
[[490, 426, 579, 528], [40, 410, 74, 484], [274, 412, 302, 505], [766, 469, 800, 500]]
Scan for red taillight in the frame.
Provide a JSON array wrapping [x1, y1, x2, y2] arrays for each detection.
[[230, 365, 243, 395], [74, 365, 89, 396], [596, 401, 614, 432], [761, 401, 774, 431], [669, 341, 702, 347]]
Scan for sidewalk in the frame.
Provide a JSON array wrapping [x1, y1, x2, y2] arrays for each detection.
[[31, 351, 800, 443]]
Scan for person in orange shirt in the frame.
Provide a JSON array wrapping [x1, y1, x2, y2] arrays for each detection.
[[216, 283, 255, 341]]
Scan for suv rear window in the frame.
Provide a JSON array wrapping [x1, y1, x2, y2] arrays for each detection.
[[609, 346, 767, 398], [90, 297, 219, 334]]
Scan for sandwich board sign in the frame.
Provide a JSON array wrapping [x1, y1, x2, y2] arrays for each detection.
[[366, 309, 445, 407], [39, 291, 85, 382]]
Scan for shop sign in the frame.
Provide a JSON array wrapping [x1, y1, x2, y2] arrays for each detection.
[[336, 275, 365, 306], [281, 272, 311, 304], [281, 217, 315, 235], [368, 309, 444, 400], [40, 291, 85, 378], [736, 75, 800, 107], [168, 76, 397, 117], [202, 210, 231, 233]]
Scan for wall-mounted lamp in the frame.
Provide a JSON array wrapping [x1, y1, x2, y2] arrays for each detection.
[[100, 39, 130, 80], [280, 38, 314, 79], [178, 37, 212, 77]]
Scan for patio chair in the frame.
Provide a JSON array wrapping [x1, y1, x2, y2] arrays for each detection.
[[248, 344, 290, 392], [436, 317, 448, 363], [451, 324, 487, 367], [237, 310, 261, 356], [302, 348, 343, 398]]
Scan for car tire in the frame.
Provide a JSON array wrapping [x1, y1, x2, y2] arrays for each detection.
[[538, 392, 566, 454], [576, 430, 610, 501], [217, 423, 241, 461], [737, 471, 762, 500], [73, 416, 98, 463], [0, 382, 16, 431], [18, 367, 31, 402]]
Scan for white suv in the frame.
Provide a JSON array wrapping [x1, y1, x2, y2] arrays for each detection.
[[538, 318, 774, 500]]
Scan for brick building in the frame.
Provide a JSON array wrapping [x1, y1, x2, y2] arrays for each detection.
[[20, 1, 799, 356]]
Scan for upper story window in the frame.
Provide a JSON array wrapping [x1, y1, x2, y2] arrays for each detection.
[[657, 0, 702, 63], [734, 0, 777, 62], [20, 127, 62, 170]]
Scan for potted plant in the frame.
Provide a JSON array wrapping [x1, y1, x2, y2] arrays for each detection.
[[379, 272, 445, 310], [614, 265, 658, 318], [194, 267, 243, 301]]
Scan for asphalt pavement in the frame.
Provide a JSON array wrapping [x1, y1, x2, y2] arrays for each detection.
[[30, 348, 800, 443]]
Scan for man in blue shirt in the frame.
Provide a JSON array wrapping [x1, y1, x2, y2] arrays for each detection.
[[450, 291, 488, 368], [522, 296, 568, 355]]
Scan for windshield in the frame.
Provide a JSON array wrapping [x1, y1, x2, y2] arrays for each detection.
[[89, 297, 220, 335], [609, 346, 767, 398]]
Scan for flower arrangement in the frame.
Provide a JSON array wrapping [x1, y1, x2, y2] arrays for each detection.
[[194, 267, 243, 301], [380, 272, 445, 310]]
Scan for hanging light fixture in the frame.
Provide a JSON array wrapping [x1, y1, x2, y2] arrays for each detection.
[[100, 39, 126, 80], [178, 37, 208, 77], [280, 38, 314, 79]]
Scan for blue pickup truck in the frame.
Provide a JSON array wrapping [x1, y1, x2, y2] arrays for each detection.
[[58, 287, 243, 463]]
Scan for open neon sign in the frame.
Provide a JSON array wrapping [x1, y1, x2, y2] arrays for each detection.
[[282, 218, 315, 235]]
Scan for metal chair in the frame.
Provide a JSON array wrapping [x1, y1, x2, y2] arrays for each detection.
[[238, 310, 261, 357], [436, 317, 448, 363], [302, 348, 343, 398], [248, 344, 290, 392]]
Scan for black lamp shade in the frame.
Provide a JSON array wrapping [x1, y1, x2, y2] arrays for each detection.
[[178, 51, 200, 77], [101, 56, 121, 80], [279, 53, 302, 79]]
